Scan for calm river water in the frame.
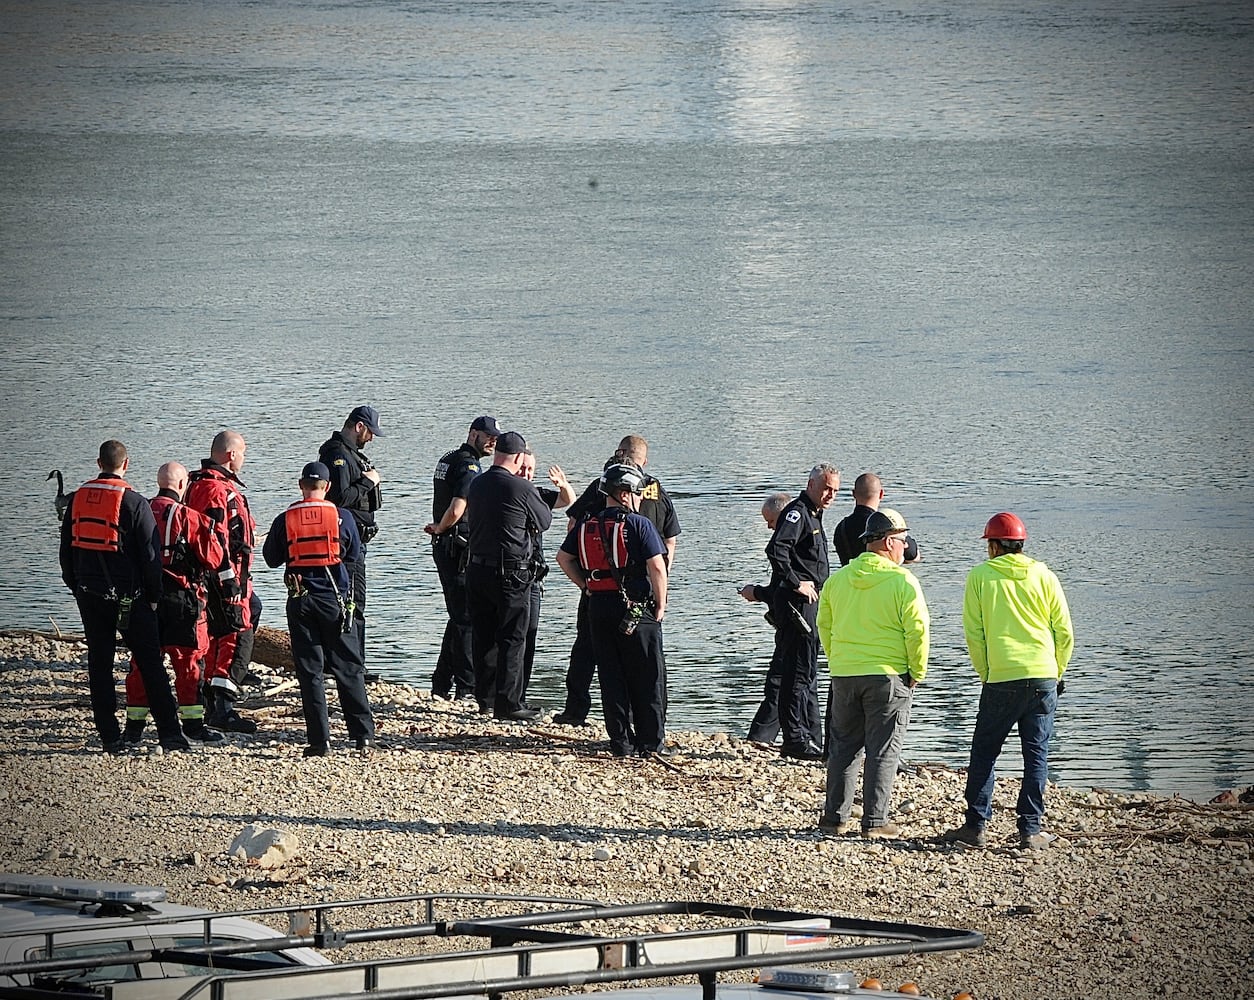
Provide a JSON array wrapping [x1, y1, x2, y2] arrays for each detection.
[[1, 0, 1251, 796]]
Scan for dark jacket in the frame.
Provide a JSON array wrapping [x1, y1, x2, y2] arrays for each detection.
[[318, 431, 380, 538], [466, 466, 553, 567], [765, 491, 830, 593]]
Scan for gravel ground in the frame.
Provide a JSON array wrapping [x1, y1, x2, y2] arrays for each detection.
[[1, 633, 1251, 1000]]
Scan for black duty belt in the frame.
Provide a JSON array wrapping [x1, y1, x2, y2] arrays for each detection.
[[469, 555, 528, 571]]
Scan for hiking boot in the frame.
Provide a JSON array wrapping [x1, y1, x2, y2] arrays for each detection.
[[1020, 831, 1056, 850], [818, 816, 854, 836], [552, 711, 587, 726], [208, 707, 257, 734], [302, 745, 330, 758], [781, 741, 825, 761], [102, 739, 132, 756], [941, 823, 987, 847], [862, 823, 903, 840], [182, 719, 226, 744], [121, 719, 146, 748], [158, 738, 194, 754]]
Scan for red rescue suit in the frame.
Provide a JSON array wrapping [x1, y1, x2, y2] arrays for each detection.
[[69, 478, 132, 553], [185, 464, 257, 693], [125, 494, 226, 718]]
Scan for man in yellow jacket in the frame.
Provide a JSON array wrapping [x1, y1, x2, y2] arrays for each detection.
[[944, 512, 1074, 850], [816, 508, 928, 839]]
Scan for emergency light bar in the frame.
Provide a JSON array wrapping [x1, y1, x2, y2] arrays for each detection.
[[0, 875, 167, 906], [758, 968, 861, 992]]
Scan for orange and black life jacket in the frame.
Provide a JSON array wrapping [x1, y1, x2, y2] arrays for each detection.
[[284, 500, 341, 568], [69, 478, 132, 553], [577, 511, 629, 593]]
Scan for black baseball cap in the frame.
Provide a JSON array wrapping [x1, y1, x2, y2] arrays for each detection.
[[470, 415, 503, 436], [495, 431, 527, 455], [301, 461, 331, 482]]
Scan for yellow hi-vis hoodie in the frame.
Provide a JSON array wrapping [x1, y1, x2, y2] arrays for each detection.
[[963, 553, 1074, 684], [817, 551, 929, 683]]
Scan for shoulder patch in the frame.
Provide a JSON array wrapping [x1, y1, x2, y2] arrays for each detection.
[[332, 458, 346, 466], [785, 510, 802, 524]]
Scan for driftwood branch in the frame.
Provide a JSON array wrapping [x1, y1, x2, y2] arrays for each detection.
[[1, 624, 296, 674]]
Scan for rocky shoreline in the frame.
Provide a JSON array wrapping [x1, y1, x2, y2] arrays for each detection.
[[1, 632, 1251, 1000]]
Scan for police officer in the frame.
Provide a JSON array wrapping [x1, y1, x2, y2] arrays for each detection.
[[740, 491, 792, 745], [556, 463, 670, 758], [766, 462, 840, 761], [318, 404, 384, 665], [425, 415, 501, 700], [464, 430, 552, 721], [553, 434, 680, 726], [122, 461, 226, 746], [262, 462, 375, 758], [516, 448, 575, 696], [58, 440, 191, 754], [185, 429, 259, 735], [832, 472, 920, 566]]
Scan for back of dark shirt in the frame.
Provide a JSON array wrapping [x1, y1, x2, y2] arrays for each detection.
[[432, 443, 481, 537], [466, 466, 554, 564], [832, 503, 875, 567]]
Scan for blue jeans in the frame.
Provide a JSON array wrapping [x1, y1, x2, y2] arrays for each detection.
[[964, 679, 1058, 835]]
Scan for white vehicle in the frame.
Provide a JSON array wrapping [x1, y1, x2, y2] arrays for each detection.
[[0, 874, 328, 994], [0, 883, 983, 1000]]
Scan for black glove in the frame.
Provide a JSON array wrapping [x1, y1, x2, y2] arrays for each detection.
[[226, 600, 246, 632], [1056, 679, 1066, 697]]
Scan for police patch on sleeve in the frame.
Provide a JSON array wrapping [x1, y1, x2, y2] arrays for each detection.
[[785, 510, 801, 524], [333, 459, 346, 466]]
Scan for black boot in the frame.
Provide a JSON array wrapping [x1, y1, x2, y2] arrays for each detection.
[[210, 690, 257, 734], [182, 718, 226, 744], [121, 718, 146, 748]]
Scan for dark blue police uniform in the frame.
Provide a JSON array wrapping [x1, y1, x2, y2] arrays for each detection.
[[765, 491, 828, 756], [429, 442, 482, 699], [318, 429, 382, 659], [465, 464, 553, 719]]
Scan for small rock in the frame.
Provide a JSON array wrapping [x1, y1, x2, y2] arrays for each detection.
[[592, 847, 613, 862]]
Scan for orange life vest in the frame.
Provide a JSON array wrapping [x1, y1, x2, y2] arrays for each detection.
[[577, 511, 629, 593], [69, 478, 132, 553], [284, 500, 341, 568]]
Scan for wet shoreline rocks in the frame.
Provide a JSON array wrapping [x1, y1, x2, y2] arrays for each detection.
[[1, 632, 1251, 1000]]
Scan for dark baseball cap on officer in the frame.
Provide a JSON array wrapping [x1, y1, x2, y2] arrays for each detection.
[[301, 461, 331, 483], [470, 415, 503, 436], [348, 404, 384, 437], [495, 431, 527, 455], [860, 507, 909, 541]]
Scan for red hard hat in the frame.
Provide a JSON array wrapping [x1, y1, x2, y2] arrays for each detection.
[[982, 512, 1027, 541]]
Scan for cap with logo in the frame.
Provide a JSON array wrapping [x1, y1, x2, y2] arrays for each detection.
[[301, 461, 331, 482], [348, 405, 384, 437], [470, 415, 503, 436], [859, 507, 909, 541]]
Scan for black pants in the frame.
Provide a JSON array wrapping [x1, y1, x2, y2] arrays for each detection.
[[747, 634, 786, 743], [466, 562, 532, 717], [772, 594, 823, 747], [287, 591, 374, 749], [430, 540, 475, 697], [344, 547, 367, 663], [587, 594, 666, 753], [523, 580, 542, 696], [76, 591, 183, 746], [560, 591, 596, 721]]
